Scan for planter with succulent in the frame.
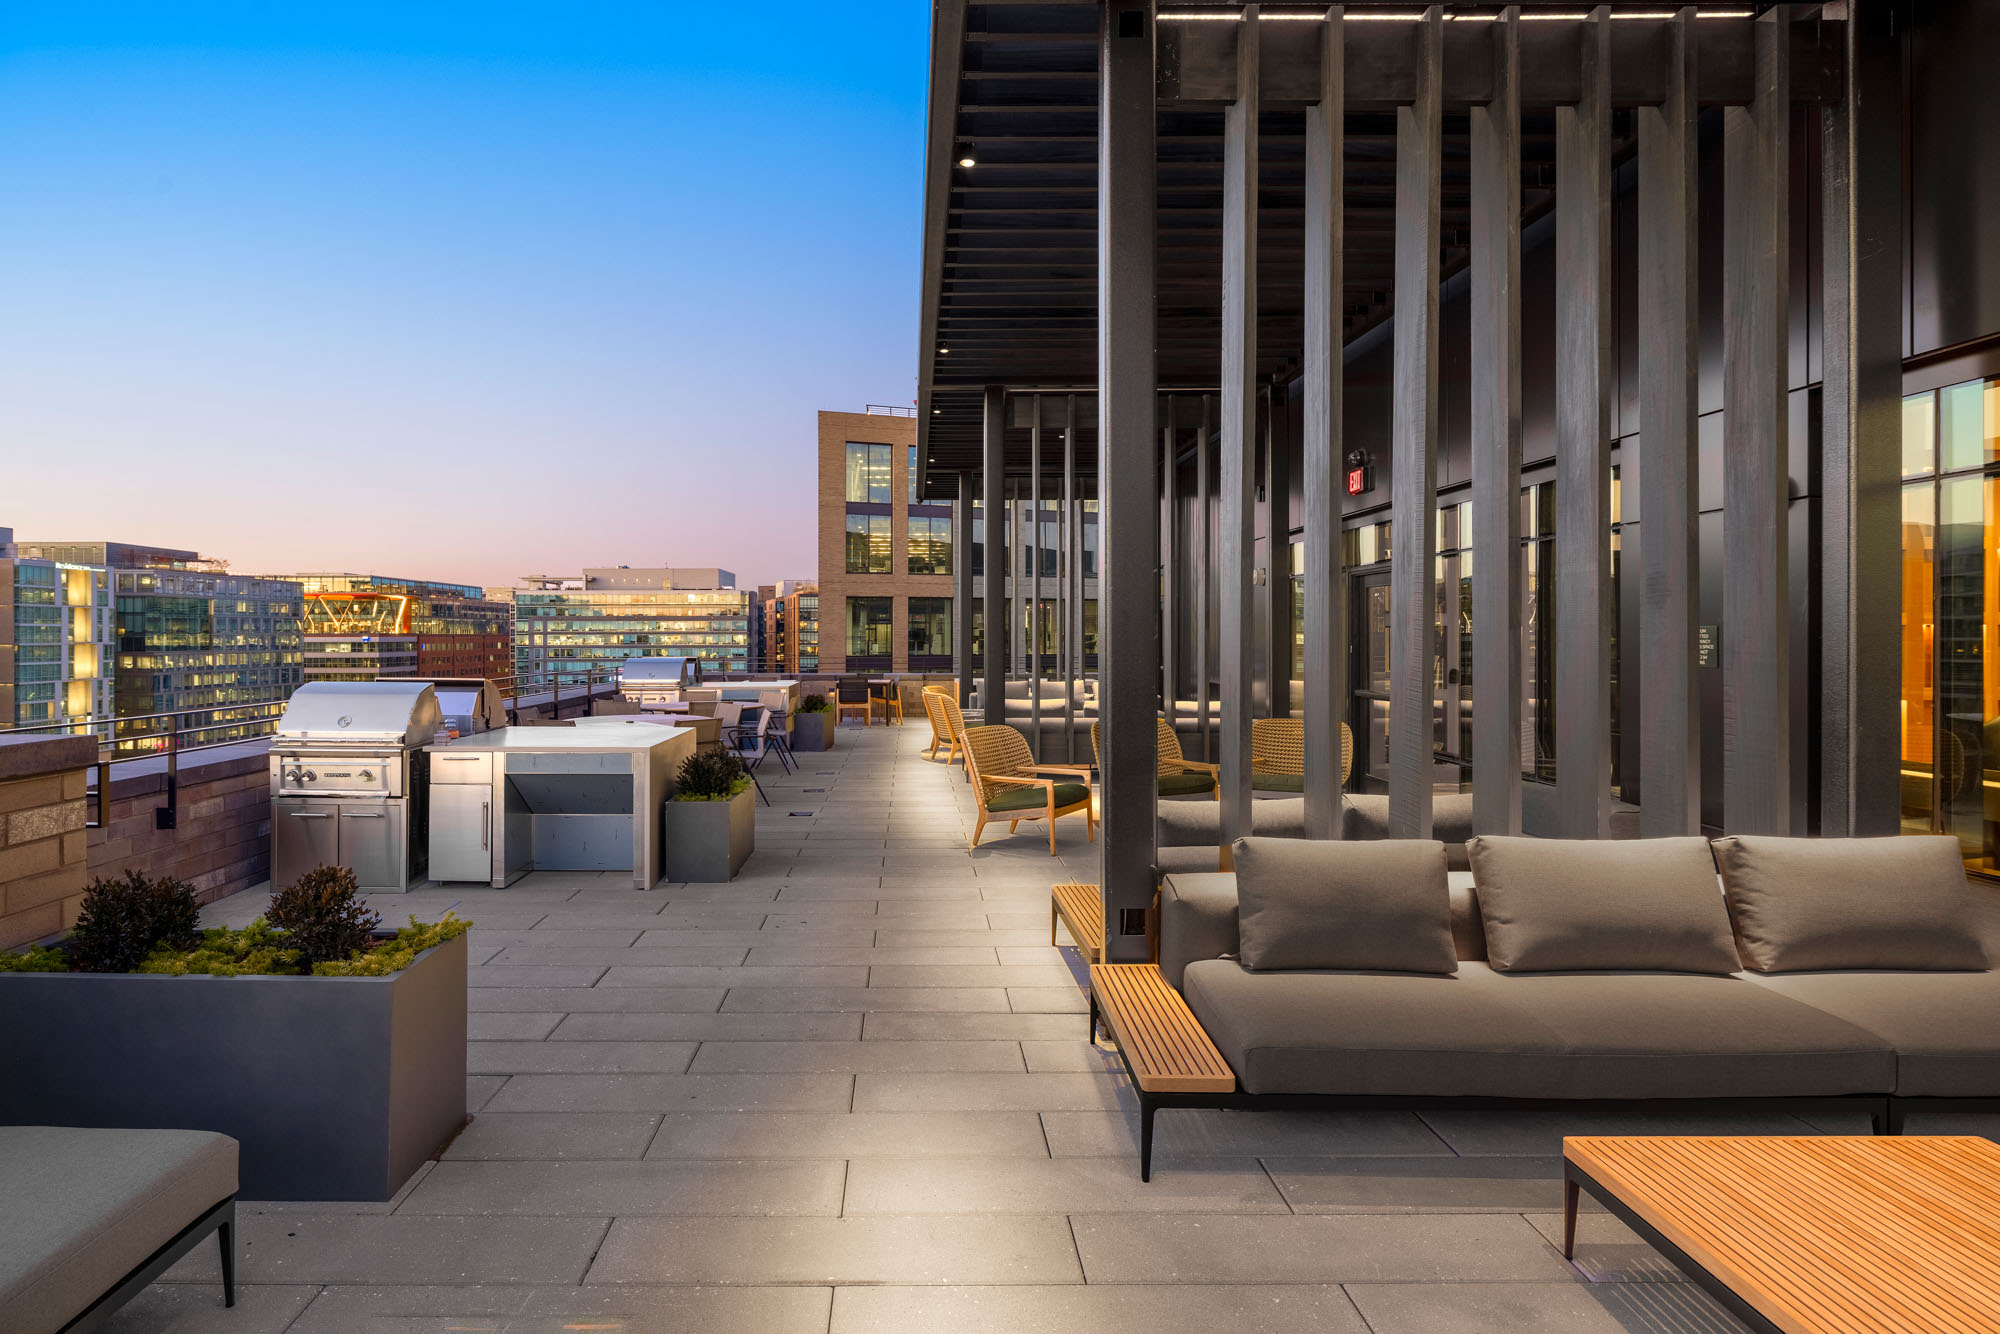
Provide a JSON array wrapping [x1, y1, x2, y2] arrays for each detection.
[[0, 866, 470, 1200], [662, 748, 756, 882], [791, 693, 834, 751]]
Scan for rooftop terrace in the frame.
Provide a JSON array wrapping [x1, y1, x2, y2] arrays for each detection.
[[70, 722, 1991, 1334]]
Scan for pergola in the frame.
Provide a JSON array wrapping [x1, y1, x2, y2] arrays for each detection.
[[914, 2, 1902, 962]]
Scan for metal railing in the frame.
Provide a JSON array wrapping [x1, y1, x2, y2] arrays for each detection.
[[864, 404, 918, 417], [0, 704, 289, 831]]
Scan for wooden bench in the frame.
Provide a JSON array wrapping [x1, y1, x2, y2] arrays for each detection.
[[1050, 881, 1105, 963], [1088, 963, 1236, 1181], [1563, 1135, 2000, 1334]]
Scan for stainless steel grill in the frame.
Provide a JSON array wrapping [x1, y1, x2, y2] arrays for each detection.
[[618, 657, 703, 709], [269, 682, 444, 892]]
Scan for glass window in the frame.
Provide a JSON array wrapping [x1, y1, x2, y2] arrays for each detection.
[[845, 442, 892, 503], [846, 597, 892, 660], [1937, 475, 1999, 875], [909, 516, 953, 575], [908, 598, 951, 661], [908, 445, 919, 503], [1902, 482, 1937, 837], [845, 514, 891, 574], [1904, 392, 1937, 478], [1942, 378, 2000, 473]]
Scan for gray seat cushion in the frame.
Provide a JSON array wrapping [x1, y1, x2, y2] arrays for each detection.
[[1489, 973, 1897, 1099], [1712, 834, 1990, 973], [1467, 835, 1740, 974], [1159, 873, 1243, 991], [1156, 845, 1224, 877], [1182, 959, 1569, 1097], [1231, 837, 1456, 974], [1156, 797, 1306, 846], [1746, 970, 2000, 1097], [0, 1126, 236, 1334], [1341, 794, 1474, 870]]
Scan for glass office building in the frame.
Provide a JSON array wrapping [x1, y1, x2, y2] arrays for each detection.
[[512, 568, 751, 683]]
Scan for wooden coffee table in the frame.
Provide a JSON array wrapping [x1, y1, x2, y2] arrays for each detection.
[[1562, 1135, 2000, 1334]]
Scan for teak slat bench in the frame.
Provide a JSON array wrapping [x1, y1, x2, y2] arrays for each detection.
[[1563, 1135, 2000, 1334], [1050, 881, 1105, 963], [1088, 963, 1235, 1180]]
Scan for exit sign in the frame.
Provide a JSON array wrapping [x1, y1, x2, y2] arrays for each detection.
[[1346, 466, 1372, 496]]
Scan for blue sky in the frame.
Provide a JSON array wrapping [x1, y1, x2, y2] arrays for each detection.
[[0, 2, 930, 590]]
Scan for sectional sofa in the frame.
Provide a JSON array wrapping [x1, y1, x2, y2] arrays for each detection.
[[1118, 833, 2000, 1179]]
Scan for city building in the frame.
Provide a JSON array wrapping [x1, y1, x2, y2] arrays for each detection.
[[511, 567, 751, 684], [760, 579, 818, 675], [14, 541, 302, 749], [279, 573, 512, 683], [818, 407, 1098, 680]]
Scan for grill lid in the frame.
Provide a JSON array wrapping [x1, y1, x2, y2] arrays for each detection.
[[620, 657, 701, 688], [275, 681, 445, 747]]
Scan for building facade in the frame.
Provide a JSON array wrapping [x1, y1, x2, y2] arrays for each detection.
[[282, 573, 512, 682], [16, 541, 302, 750], [760, 579, 818, 675], [0, 527, 115, 732], [816, 409, 957, 673], [511, 567, 751, 684]]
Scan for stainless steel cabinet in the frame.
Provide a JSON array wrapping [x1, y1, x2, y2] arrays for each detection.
[[339, 806, 405, 891], [272, 797, 412, 892], [271, 798, 338, 888], [429, 784, 492, 884]]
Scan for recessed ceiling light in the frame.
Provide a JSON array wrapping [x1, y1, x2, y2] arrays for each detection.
[[955, 142, 976, 168]]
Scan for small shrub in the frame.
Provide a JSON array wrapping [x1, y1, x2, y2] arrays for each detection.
[[0, 943, 71, 973], [267, 865, 381, 967], [797, 693, 829, 714], [673, 748, 750, 801], [314, 914, 471, 976], [138, 919, 304, 977], [67, 871, 201, 973]]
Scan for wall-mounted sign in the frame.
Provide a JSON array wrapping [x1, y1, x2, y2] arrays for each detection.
[[1697, 624, 1721, 669], [1345, 448, 1373, 496]]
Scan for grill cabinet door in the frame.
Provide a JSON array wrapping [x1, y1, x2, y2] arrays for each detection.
[[272, 797, 339, 889], [337, 803, 407, 891], [428, 784, 492, 884]]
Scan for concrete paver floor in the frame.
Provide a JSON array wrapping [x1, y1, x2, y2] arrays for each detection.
[[109, 721, 1998, 1332]]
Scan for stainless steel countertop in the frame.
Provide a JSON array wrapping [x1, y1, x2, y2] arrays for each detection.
[[430, 725, 693, 756]]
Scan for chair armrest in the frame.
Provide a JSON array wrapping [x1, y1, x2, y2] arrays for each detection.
[[984, 773, 1052, 789], [1026, 763, 1092, 778], [1164, 758, 1220, 777]]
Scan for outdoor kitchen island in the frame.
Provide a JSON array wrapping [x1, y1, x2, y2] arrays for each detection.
[[427, 722, 693, 890]]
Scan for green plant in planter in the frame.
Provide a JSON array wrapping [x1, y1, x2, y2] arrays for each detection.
[[267, 864, 381, 967], [67, 870, 202, 973], [673, 748, 750, 801], [314, 914, 471, 976], [0, 943, 71, 973], [797, 693, 830, 714], [138, 919, 305, 977]]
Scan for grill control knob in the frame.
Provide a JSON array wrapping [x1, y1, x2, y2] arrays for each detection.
[[359, 769, 374, 782], [303, 770, 317, 783], [285, 768, 302, 784]]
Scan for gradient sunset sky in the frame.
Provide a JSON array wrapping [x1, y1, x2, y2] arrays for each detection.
[[0, 2, 928, 591]]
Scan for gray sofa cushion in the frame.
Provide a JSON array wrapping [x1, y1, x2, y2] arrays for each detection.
[[1159, 873, 1243, 991], [1467, 835, 1739, 974], [1156, 845, 1225, 877], [1447, 872, 1487, 962], [1157, 797, 1306, 847], [1746, 969, 2000, 1096], [1232, 837, 1456, 974], [1182, 959, 1567, 1097], [0, 1126, 236, 1334], [1489, 973, 1897, 1098], [1342, 793, 1474, 871], [1712, 834, 1989, 973]]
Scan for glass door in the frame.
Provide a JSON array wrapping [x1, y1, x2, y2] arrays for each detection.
[[1350, 570, 1392, 792]]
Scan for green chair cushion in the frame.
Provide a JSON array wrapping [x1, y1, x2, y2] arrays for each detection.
[[1252, 771, 1304, 792], [987, 781, 1091, 814], [1159, 769, 1217, 797]]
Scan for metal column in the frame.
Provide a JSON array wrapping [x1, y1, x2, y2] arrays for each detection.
[[1301, 5, 1345, 839], [1196, 394, 1212, 761], [1553, 6, 1611, 840], [1161, 395, 1178, 735], [1064, 396, 1079, 762], [982, 385, 1007, 727], [1821, 0, 1902, 838], [1219, 4, 1259, 844], [1638, 8, 1700, 837], [1722, 8, 1791, 835], [956, 470, 975, 707], [1388, 6, 1441, 840], [1030, 397, 1043, 757], [1097, 0, 1159, 962], [1469, 5, 1522, 836], [1008, 477, 1022, 684], [1264, 385, 1292, 718]]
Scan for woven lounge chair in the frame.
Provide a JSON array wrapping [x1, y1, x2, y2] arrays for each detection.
[[1250, 718, 1351, 791], [921, 686, 962, 767], [962, 724, 1095, 854], [937, 692, 974, 781], [1091, 718, 1219, 799]]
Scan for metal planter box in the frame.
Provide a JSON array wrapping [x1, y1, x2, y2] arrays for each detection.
[[663, 787, 755, 882], [791, 712, 834, 751], [0, 933, 467, 1201]]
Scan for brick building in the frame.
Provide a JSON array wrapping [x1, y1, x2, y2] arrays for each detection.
[[816, 409, 954, 674]]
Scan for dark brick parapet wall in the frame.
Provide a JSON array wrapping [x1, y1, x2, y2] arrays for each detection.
[[86, 750, 271, 908]]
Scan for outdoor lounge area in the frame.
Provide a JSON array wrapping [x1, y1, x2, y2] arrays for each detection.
[[0, 723, 1971, 1333]]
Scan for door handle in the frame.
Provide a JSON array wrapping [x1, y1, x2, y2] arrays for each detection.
[[481, 801, 490, 851], [291, 811, 331, 819], [345, 811, 384, 819]]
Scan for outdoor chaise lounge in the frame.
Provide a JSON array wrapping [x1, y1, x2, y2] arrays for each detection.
[[0, 1126, 237, 1333], [1094, 833, 2000, 1179]]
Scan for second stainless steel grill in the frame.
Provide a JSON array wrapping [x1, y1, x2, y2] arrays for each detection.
[[269, 681, 444, 893]]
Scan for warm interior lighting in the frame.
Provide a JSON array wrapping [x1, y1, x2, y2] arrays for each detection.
[[955, 143, 975, 167]]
